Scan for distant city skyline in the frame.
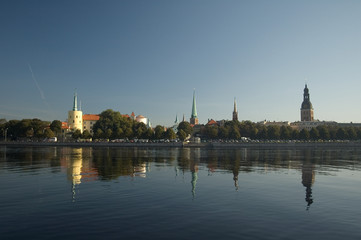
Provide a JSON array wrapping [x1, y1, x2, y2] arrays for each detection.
[[1, 1, 361, 126]]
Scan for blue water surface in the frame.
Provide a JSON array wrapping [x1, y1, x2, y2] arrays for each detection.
[[1, 146, 361, 240]]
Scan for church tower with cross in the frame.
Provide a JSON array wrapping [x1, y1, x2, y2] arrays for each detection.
[[300, 84, 314, 121]]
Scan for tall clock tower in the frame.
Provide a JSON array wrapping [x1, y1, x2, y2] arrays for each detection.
[[300, 84, 314, 121]]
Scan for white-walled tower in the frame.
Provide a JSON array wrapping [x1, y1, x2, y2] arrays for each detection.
[[68, 91, 83, 133]]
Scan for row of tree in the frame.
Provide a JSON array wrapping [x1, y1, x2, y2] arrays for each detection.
[[201, 120, 361, 140], [0, 109, 193, 141], [3, 112, 361, 142], [0, 118, 62, 140], [91, 109, 193, 141]]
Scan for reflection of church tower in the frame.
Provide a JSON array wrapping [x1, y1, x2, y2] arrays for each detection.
[[301, 84, 314, 121], [232, 97, 238, 121], [190, 90, 199, 125], [302, 162, 315, 210], [232, 150, 242, 190], [190, 160, 198, 199], [67, 148, 83, 201], [68, 90, 83, 133]]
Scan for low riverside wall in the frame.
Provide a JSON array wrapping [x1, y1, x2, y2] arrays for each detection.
[[1, 141, 361, 149], [211, 141, 361, 149]]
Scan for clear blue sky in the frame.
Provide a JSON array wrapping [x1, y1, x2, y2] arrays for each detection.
[[1, 0, 360, 126]]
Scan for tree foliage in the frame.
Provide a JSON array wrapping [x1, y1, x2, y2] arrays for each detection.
[[164, 128, 176, 140], [0, 119, 50, 140], [200, 120, 361, 141], [154, 125, 165, 139], [82, 130, 92, 139], [177, 121, 192, 135], [72, 129, 82, 140], [50, 120, 62, 135], [92, 109, 155, 140]]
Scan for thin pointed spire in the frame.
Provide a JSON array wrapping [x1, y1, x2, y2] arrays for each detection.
[[232, 97, 238, 121], [73, 89, 78, 111], [234, 97, 237, 113], [191, 89, 197, 118]]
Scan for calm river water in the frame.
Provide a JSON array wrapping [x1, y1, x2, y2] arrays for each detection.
[[1, 146, 361, 239]]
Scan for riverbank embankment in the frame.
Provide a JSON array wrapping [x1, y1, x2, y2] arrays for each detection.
[[1, 141, 361, 149]]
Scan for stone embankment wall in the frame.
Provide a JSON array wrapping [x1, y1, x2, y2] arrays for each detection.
[[1, 141, 361, 148]]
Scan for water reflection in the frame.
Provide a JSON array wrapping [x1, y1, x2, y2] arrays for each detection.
[[2, 146, 361, 204], [2, 146, 361, 239], [302, 162, 315, 210]]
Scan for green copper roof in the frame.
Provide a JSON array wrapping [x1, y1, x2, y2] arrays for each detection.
[[191, 90, 197, 118], [73, 91, 78, 111]]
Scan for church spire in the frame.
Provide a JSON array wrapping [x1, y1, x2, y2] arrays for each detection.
[[191, 89, 197, 118], [232, 97, 238, 121], [301, 84, 314, 121], [234, 97, 237, 112], [190, 89, 199, 125], [73, 90, 78, 111]]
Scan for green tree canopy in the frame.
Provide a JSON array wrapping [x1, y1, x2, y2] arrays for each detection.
[[43, 128, 55, 138], [93, 109, 135, 140], [177, 121, 193, 136], [50, 120, 62, 135], [72, 129, 82, 139], [203, 125, 219, 139], [309, 128, 320, 140], [177, 129, 187, 141], [154, 125, 165, 139], [82, 130, 92, 139], [317, 125, 330, 140], [299, 129, 310, 140], [280, 126, 292, 140], [164, 128, 176, 140], [267, 125, 280, 140], [336, 128, 348, 140]]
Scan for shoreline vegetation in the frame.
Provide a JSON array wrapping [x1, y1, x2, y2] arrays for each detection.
[[1, 140, 361, 148], [3, 112, 361, 145]]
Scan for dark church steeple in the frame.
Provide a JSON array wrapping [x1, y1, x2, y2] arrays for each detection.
[[232, 97, 238, 121], [301, 84, 314, 121]]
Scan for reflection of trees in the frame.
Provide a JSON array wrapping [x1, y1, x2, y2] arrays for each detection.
[[4, 146, 361, 201], [92, 147, 151, 180], [1, 147, 61, 172]]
